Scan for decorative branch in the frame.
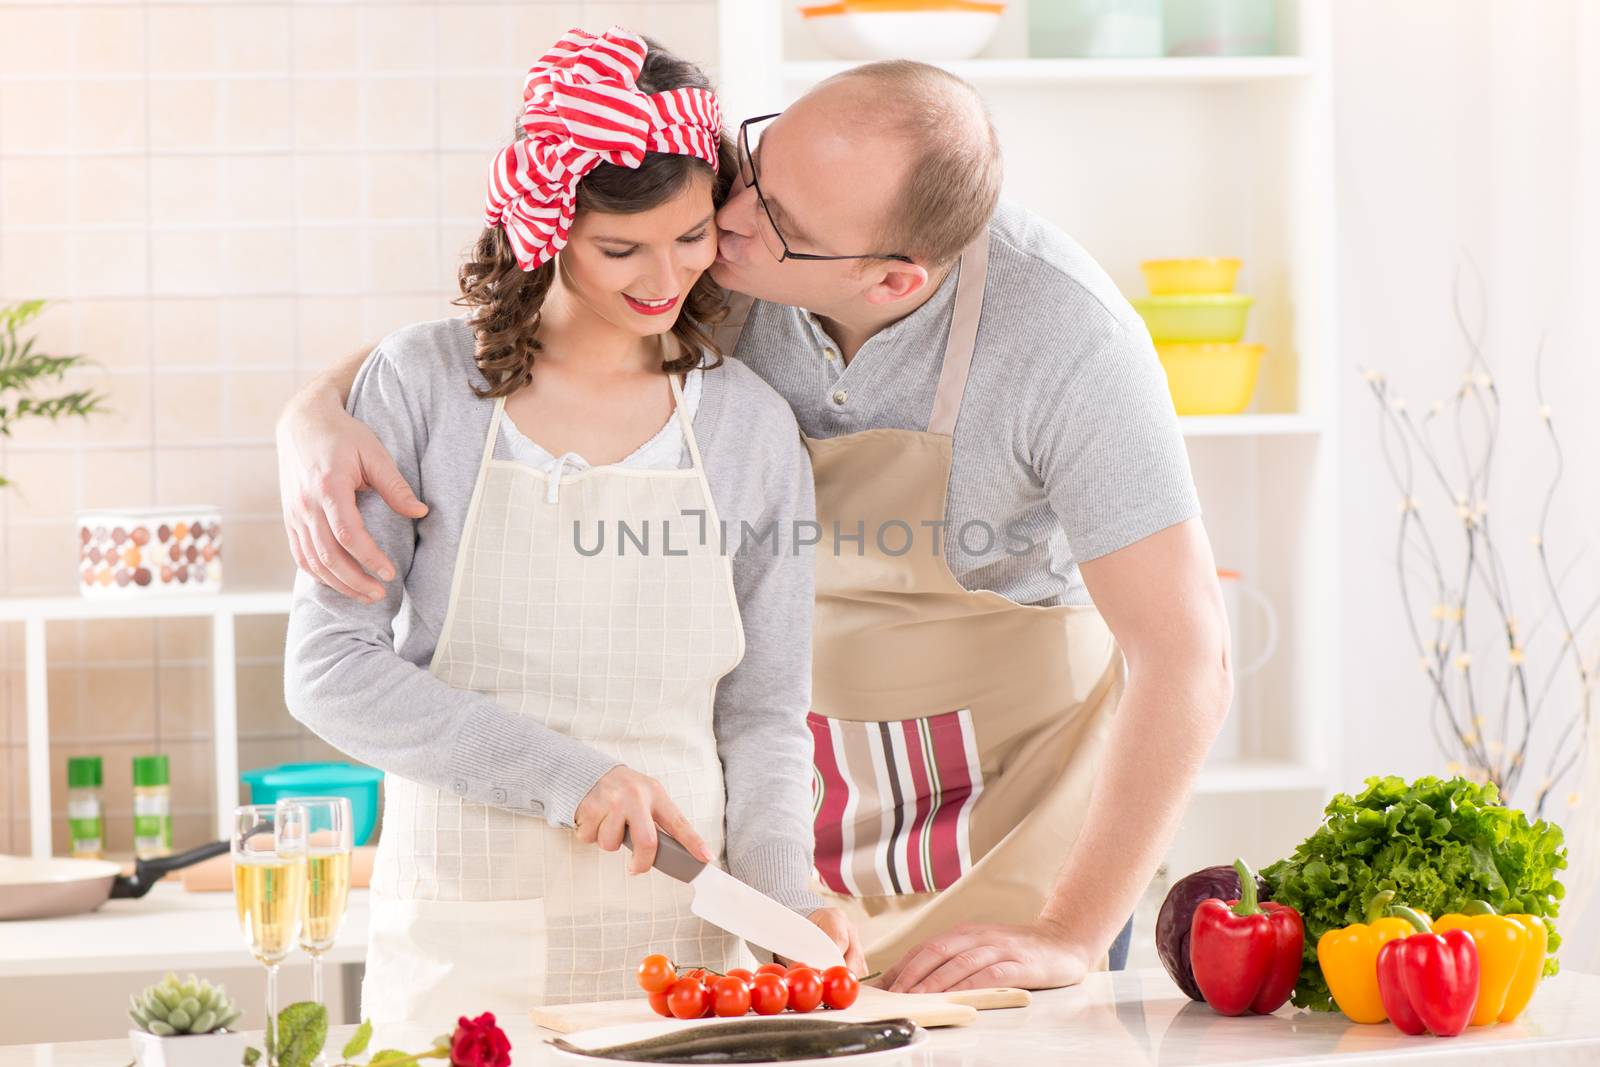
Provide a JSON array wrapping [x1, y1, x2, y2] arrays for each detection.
[[1360, 267, 1595, 817]]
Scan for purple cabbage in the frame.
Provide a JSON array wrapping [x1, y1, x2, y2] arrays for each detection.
[[1156, 864, 1272, 1001]]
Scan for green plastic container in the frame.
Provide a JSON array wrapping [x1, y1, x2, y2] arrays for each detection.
[[1163, 0, 1277, 57], [240, 761, 385, 846], [1132, 294, 1253, 343], [1029, 1, 1163, 58]]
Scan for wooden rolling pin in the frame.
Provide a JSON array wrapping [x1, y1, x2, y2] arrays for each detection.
[[180, 845, 377, 892]]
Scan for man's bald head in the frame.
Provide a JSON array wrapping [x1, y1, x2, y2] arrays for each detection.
[[801, 61, 1003, 268]]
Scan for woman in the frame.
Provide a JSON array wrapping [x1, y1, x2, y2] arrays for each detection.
[[284, 28, 852, 1021]]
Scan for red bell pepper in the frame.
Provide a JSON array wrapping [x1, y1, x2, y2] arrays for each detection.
[[1375, 905, 1480, 1037], [1189, 858, 1305, 1016]]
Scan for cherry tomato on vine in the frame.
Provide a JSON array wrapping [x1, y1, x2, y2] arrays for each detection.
[[711, 975, 753, 1017], [637, 954, 677, 994], [667, 976, 710, 1020], [785, 967, 823, 1013], [820, 966, 860, 1010], [749, 973, 789, 1015]]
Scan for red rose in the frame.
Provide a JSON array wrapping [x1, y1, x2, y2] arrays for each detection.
[[449, 1012, 511, 1067]]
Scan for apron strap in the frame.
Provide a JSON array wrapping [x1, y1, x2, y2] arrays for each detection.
[[712, 292, 756, 357], [669, 370, 709, 473], [483, 396, 509, 474], [926, 227, 991, 438]]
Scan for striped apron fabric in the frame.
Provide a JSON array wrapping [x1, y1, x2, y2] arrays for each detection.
[[722, 229, 1125, 972], [808, 708, 984, 897]]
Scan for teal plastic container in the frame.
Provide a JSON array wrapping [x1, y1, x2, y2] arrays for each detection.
[[240, 762, 385, 846]]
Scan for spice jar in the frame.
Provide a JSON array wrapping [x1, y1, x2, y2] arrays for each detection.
[[132, 755, 173, 859], [67, 756, 105, 859]]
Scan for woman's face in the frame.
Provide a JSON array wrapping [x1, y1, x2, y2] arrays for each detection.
[[558, 170, 718, 339]]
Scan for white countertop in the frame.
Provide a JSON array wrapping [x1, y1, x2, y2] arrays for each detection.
[[4, 967, 1599, 1066], [3, 888, 1596, 1064], [0, 882, 368, 977]]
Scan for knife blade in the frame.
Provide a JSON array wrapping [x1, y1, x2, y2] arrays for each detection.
[[624, 829, 847, 970]]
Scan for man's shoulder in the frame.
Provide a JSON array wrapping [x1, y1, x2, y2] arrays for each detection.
[[968, 202, 1154, 396], [984, 200, 1144, 339]]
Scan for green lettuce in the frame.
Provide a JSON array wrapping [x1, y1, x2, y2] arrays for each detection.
[[1261, 775, 1566, 1011]]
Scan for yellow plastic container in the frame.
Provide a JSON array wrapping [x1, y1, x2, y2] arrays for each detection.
[[1155, 343, 1265, 415], [1133, 294, 1252, 343], [1140, 257, 1242, 295]]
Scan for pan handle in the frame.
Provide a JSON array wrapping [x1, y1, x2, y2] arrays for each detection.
[[111, 839, 231, 899]]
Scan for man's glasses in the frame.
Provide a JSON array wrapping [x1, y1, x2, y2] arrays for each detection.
[[736, 113, 914, 265]]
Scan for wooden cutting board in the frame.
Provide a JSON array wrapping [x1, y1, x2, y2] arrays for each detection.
[[531, 984, 1029, 1032]]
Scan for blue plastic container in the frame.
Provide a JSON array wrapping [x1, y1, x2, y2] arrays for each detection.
[[240, 761, 385, 846]]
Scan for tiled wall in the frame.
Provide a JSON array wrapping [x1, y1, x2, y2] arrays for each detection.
[[0, 0, 720, 855]]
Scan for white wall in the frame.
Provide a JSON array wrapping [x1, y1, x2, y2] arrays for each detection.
[[1333, 0, 1600, 969]]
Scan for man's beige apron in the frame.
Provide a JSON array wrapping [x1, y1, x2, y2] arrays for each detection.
[[727, 231, 1124, 972], [363, 371, 746, 1021]]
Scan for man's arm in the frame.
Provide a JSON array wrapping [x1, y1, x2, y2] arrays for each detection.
[[277, 343, 428, 601], [884, 517, 1231, 991]]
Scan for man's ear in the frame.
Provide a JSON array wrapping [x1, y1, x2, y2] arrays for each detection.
[[863, 261, 930, 307]]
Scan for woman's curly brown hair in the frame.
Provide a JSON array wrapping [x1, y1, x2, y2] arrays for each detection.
[[454, 41, 738, 399]]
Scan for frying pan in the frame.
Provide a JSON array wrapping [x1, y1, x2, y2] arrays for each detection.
[[0, 840, 230, 921]]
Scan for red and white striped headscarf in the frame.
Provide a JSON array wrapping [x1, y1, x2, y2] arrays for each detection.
[[484, 27, 723, 272]]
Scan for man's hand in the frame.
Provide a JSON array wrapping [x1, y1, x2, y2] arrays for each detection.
[[880, 919, 1090, 993], [277, 385, 426, 602], [574, 766, 716, 875], [796, 907, 868, 976]]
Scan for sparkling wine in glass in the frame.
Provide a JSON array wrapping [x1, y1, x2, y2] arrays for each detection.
[[232, 803, 307, 1066], [293, 795, 353, 1064]]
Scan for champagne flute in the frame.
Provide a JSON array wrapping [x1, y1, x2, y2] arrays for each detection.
[[293, 795, 353, 1064], [232, 803, 308, 1067]]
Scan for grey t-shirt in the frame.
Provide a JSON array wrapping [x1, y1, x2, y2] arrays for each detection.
[[284, 319, 823, 913], [734, 199, 1201, 606]]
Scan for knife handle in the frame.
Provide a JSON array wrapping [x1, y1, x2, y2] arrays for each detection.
[[621, 827, 706, 883]]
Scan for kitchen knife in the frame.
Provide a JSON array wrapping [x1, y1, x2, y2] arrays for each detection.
[[624, 829, 847, 970]]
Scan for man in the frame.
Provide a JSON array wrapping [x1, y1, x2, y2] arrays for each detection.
[[277, 60, 1231, 993]]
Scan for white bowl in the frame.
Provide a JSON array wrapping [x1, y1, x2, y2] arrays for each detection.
[[129, 1029, 250, 1067], [800, 4, 1006, 61]]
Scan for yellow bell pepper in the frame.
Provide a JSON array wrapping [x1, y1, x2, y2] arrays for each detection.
[[1316, 891, 1428, 1024], [1498, 912, 1549, 1020], [1433, 902, 1548, 1023], [1435, 900, 1531, 1026]]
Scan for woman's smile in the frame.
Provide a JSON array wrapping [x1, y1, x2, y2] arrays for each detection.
[[623, 293, 681, 316]]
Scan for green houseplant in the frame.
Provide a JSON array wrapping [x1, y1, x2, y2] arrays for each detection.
[[0, 298, 106, 485]]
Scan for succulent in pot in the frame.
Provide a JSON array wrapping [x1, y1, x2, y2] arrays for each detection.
[[127, 973, 249, 1067]]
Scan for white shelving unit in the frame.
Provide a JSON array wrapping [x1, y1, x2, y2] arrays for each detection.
[[718, 1, 1341, 859], [1, 591, 294, 859], [1178, 413, 1324, 437]]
